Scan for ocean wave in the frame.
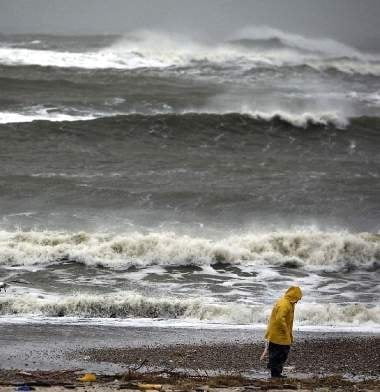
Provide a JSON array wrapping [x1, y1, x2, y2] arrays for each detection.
[[0, 107, 352, 128], [310, 58, 380, 76], [238, 110, 349, 128], [0, 229, 378, 270], [0, 28, 379, 75], [229, 26, 363, 58], [0, 291, 378, 326]]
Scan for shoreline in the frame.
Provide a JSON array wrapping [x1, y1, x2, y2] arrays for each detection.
[[0, 323, 378, 390], [1, 315, 379, 334]]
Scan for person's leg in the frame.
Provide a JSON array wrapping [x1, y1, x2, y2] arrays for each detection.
[[268, 342, 290, 377], [276, 345, 290, 376], [268, 342, 282, 377]]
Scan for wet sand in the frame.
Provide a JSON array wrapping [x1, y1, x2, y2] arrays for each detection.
[[79, 336, 380, 377], [0, 323, 379, 390]]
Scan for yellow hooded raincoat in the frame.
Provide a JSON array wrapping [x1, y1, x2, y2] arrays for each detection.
[[265, 286, 302, 345]]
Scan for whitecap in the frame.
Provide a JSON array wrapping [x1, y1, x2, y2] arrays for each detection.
[[0, 228, 378, 271], [0, 291, 378, 328]]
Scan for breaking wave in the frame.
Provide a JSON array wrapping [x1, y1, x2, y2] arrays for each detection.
[[0, 292, 378, 327], [0, 28, 379, 75], [0, 229, 378, 270], [230, 110, 349, 128], [229, 26, 362, 57], [0, 108, 351, 128]]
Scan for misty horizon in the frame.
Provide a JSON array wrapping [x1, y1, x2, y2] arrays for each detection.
[[1, 0, 380, 52]]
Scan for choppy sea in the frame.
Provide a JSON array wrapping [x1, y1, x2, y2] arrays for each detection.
[[0, 28, 379, 330]]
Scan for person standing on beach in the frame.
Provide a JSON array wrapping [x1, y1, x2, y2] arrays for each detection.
[[263, 286, 303, 378]]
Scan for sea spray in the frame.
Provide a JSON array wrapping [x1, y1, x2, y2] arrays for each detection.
[[0, 109, 351, 127], [0, 229, 378, 270], [0, 292, 378, 327], [1, 29, 379, 332], [0, 29, 379, 75]]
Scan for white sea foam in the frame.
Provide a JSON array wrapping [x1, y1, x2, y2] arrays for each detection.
[[0, 107, 352, 128], [230, 26, 362, 58], [30, 172, 121, 179], [0, 108, 99, 124], [0, 28, 379, 75], [1, 316, 378, 332], [202, 91, 353, 128], [348, 91, 380, 106], [0, 291, 378, 328], [0, 105, 124, 124], [242, 110, 349, 128], [0, 229, 378, 270]]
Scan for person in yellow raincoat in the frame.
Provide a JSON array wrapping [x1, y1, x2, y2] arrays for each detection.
[[264, 286, 302, 378]]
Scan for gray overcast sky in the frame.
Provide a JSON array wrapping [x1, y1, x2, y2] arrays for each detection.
[[1, 0, 379, 50]]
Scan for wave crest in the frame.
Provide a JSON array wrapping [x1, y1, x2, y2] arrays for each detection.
[[0, 107, 352, 128], [237, 110, 349, 128], [0, 292, 378, 326], [0, 229, 378, 270], [0, 28, 379, 75], [230, 26, 363, 57]]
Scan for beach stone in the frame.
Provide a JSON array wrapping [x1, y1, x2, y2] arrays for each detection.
[[266, 390, 295, 392], [282, 384, 297, 390], [211, 388, 243, 392], [283, 390, 308, 392], [281, 390, 306, 392], [120, 383, 140, 389], [195, 385, 209, 392], [262, 384, 283, 390]]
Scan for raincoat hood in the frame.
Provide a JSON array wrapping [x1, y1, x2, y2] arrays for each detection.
[[284, 286, 303, 303]]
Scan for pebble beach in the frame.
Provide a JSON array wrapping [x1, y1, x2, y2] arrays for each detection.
[[0, 324, 378, 391]]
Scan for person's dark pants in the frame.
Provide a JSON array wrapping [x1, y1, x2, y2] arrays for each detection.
[[267, 342, 290, 377]]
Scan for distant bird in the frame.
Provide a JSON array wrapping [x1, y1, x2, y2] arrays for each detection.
[[0, 282, 8, 292]]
